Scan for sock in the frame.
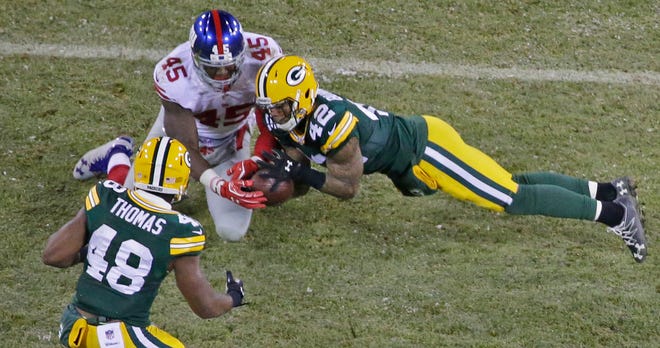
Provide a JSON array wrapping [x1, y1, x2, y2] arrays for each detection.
[[107, 152, 131, 185], [595, 182, 617, 201], [107, 165, 130, 185], [595, 201, 624, 227], [588, 181, 598, 199]]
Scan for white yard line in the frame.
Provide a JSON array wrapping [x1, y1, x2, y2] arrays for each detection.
[[2, 41, 658, 86]]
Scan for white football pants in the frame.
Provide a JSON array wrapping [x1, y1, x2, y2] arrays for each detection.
[[125, 108, 253, 241]]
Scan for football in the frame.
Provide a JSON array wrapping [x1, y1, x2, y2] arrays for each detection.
[[250, 169, 294, 206]]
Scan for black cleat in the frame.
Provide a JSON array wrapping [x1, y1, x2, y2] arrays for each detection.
[[611, 176, 637, 199], [608, 194, 647, 263]]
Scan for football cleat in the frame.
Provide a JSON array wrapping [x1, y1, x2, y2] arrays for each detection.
[[607, 194, 647, 263], [611, 176, 636, 199], [73, 136, 134, 180]]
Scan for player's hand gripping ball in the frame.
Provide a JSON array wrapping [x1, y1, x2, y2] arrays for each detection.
[[250, 168, 294, 206]]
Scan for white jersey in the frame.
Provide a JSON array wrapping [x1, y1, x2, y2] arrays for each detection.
[[153, 32, 283, 142]]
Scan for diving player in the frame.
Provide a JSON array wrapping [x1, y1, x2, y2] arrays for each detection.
[[246, 55, 647, 263]]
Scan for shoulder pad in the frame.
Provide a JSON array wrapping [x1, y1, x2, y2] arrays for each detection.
[[320, 110, 359, 154]]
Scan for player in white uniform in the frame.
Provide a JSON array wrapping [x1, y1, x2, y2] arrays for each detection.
[[73, 9, 282, 241]]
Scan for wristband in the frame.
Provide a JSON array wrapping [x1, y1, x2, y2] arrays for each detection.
[[199, 168, 217, 187], [294, 166, 326, 190]]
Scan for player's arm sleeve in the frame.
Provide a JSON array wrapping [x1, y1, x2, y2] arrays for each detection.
[[83, 182, 104, 212], [270, 38, 284, 57], [321, 110, 359, 155], [170, 234, 205, 257], [169, 217, 206, 257], [253, 108, 281, 158]]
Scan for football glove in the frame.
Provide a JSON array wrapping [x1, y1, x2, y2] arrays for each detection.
[[259, 150, 326, 190], [259, 149, 303, 181], [227, 156, 262, 180], [200, 169, 267, 209], [225, 270, 245, 307]]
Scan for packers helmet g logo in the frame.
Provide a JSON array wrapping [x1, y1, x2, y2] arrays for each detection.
[[184, 151, 191, 168], [286, 65, 306, 86]]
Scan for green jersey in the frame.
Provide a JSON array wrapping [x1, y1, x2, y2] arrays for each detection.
[[267, 89, 432, 195], [73, 180, 205, 327]]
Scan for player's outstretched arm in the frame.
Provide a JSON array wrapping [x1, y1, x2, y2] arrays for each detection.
[[42, 208, 87, 268], [160, 100, 266, 209], [260, 138, 363, 199], [161, 100, 210, 182], [174, 256, 243, 319], [323, 137, 363, 199]]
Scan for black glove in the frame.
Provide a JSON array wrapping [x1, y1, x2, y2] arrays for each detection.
[[259, 149, 327, 190], [259, 149, 303, 182], [225, 270, 245, 307]]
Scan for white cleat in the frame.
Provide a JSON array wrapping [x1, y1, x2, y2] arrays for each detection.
[[73, 136, 134, 180]]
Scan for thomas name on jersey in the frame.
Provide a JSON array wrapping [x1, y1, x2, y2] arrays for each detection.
[[110, 197, 167, 235]]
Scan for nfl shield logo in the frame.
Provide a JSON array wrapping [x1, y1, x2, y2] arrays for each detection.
[[97, 322, 124, 347], [105, 329, 115, 340]]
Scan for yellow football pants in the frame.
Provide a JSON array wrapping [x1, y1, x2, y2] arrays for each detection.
[[413, 116, 519, 212], [66, 317, 184, 348]]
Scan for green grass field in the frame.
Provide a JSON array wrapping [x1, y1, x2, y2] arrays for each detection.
[[1, 1, 658, 347]]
